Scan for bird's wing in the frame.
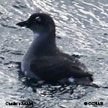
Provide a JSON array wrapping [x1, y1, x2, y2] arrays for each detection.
[[30, 56, 92, 82]]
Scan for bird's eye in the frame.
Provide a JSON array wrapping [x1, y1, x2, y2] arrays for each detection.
[[35, 16, 41, 22]]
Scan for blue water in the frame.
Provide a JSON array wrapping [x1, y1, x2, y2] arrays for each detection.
[[0, 0, 108, 108]]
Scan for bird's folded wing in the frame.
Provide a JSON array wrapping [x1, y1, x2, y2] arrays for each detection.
[[30, 56, 92, 81]]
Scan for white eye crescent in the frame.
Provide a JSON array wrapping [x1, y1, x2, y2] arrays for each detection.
[[35, 16, 41, 22]]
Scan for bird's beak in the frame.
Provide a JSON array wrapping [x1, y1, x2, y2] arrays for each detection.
[[16, 20, 29, 27]]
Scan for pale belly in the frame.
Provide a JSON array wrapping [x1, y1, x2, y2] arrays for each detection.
[[21, 59, 40, 80]]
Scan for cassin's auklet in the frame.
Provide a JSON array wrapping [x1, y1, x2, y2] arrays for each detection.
[[16, 13, 93, 85]]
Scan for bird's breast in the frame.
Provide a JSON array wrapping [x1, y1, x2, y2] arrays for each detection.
[[21, 55, 40, 79]]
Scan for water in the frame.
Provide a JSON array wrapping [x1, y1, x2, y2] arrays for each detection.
[[0, 0, 108, 108]]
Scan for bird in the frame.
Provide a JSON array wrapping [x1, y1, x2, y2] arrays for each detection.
[[16, 13, 93, 85]]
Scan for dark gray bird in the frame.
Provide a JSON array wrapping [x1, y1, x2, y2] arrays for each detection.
[[16, 13, 93, 85]]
